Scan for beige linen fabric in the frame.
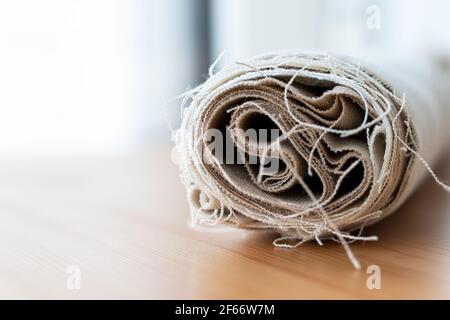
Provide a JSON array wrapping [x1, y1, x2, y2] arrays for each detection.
[[175, 50, 450, 266]]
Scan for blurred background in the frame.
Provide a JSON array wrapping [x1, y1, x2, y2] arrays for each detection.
[[1, 0, 450, 300], [1, 0, 450, 159]]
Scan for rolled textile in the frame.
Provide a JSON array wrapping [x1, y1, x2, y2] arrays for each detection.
[[175, 50, 450, 267]]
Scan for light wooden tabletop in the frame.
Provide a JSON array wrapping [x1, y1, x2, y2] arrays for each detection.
[[0, 145, 449, 299]]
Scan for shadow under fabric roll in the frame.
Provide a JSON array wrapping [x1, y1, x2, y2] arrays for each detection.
[[175, 50, 450, 268]]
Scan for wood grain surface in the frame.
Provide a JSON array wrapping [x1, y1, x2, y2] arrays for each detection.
[[0, 145, 449, 299]]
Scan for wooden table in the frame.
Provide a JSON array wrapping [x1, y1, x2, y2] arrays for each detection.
[[0, 145, 449, 299]]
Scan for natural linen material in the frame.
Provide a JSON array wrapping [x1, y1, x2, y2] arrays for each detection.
[[174, 50, 450, 268]]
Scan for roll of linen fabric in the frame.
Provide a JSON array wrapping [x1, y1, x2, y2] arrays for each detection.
[[175, 50, 450, 264]]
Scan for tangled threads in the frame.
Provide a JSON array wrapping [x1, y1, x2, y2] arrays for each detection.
[[174, 50, 450, 269]]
